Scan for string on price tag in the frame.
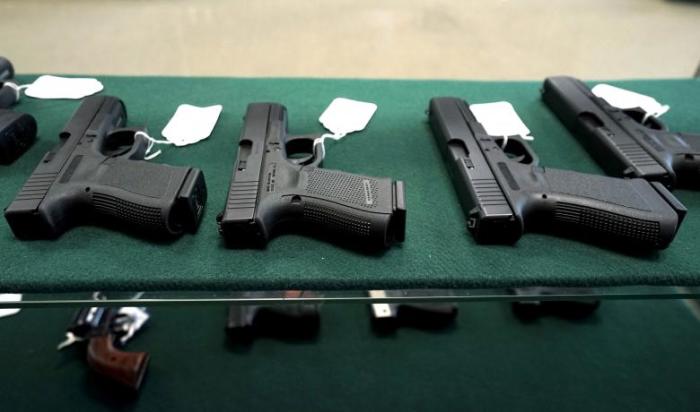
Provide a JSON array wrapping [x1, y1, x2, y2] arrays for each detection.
[[315, 98, 378, 159], [138, 103, 222, 159]]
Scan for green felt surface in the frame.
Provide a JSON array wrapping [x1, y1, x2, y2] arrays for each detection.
[[1, 76, 700, 293], [1, 300, 699, 411]]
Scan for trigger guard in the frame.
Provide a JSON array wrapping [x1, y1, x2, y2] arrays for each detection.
[[503, 136, 539, 166], [622, 107, 667, 131], [285, 134, 323, 167], [101, 127, 148, 160]]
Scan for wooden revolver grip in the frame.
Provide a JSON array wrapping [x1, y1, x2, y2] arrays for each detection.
[[86, 335, 150, 391]]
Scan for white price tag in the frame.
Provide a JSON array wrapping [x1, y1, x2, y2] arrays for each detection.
[[470, 101, 533, 140], [314, 97, 378, 158], [161, 104, 222, 147], [24, 75, 103, 99], [0, 294, 21, 318], [319, 98, 377, 139], [592, 84, 669, 118]]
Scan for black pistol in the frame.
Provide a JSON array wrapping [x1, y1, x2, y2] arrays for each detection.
[[510, 287, 600, 321], [0, 56, 37, 164], [542, 76, 700, 189], [227, 291, 321, 344], [427, 97, 686, 250], [4, 95, 207, 239], [369, 290, 457, 333], [217, 102, 405, 250]]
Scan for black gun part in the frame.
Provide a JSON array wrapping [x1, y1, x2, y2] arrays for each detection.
[[427, 97, 686, 250]]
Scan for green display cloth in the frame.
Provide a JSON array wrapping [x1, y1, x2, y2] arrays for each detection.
[[1, 300, 699, 410], [1, 75, 699, 293]]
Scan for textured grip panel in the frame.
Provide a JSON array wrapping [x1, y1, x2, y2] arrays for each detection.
[[297, 167, 404, 248], [303, 201, 373, 238], [306, 168, 378, 209], [92, 192, 168, 233], [539, 168, 681, 249], [544, 168, 650, 210], [554, 202, 661, 244]]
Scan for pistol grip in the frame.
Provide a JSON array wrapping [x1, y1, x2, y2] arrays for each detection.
[[91, 159, 207, 236], [218, 167, 405, 249], [86, 335, 150, 391], [296, 167, 406, 248], [531, 168, 684, 249]]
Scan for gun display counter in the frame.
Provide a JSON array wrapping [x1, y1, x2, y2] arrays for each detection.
[[1, 75, 700, 305], [2, 75, 700, 410]]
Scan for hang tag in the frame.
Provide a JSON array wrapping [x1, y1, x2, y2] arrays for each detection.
[[319, 98, 377, 139], [592, 84, 669, 118], [314, 98, 377, 159], [24, 75, 104, 99], [161, 104, 222, 147], [470, 101, 533, 141], [0, 294, 21, 318]]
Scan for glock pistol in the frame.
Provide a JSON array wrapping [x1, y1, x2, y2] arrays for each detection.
[[227, 291, 321, 343], [542, 76, 700, 189], [369, 290, 457, 332], [217, 102, 406, 250], [427, 97, 686, 250], [58, 307, 150, 391], [4, 95, 207, 239], [510, 287, 600, 321], [0, 56, 37, 164]]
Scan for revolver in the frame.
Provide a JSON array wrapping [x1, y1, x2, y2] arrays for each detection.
[[57, 306, 150, 391], [4, 95, 207, 239], [217, 102, 406, 250], [427, 97, 686, 250], [542, 76, 700, 189], [0, 56, 37, 164]]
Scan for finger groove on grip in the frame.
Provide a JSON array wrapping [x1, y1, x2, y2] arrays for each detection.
[[554, 202, 661, 245], [92, 192, 168, 233], [303, 201, 372, 238]]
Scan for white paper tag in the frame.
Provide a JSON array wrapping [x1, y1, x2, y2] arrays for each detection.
[[592, 84, 669, 118], [24, 75, 104, 99], [0, 294, 21, 318], [161, 104, 222, 147], [319, 98, 377, 139], [470, 101, 533, 140]]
